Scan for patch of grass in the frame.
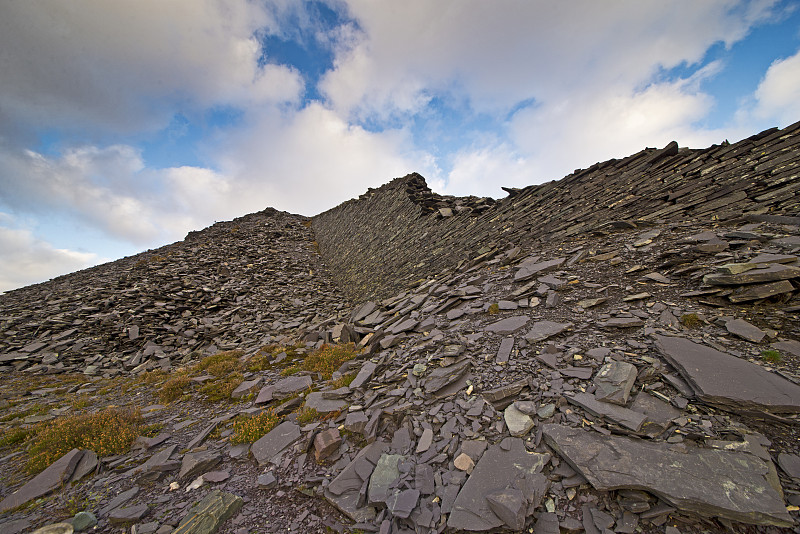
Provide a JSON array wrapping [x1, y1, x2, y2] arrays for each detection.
[[133, 369, 169, 386], [140, 423, 164, 437], [340, 429, 367, 449], [294, 407, 321, 425], [487, 303, 500, 315], [158, 375, 192, 403], [280, 365, 302, 377], [194, 350, 243, 376], [246, 343, 302, 372], [199, 372, 243, 403], [0, 427, 36, 450], [230, 410, 280, 444], [761, 350, 783, 364], [294, 343, 361, 380], [329, 373, 355, 389], [680, 313, 702, 328], [26, 407, 142, 475], [71, 395, 91, 411]]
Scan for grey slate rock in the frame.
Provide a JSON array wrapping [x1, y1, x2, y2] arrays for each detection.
[[385, 488, 419, 519], [326, 441, 388, 522], [729, 280, 795, 302], [0, 448, 83, 512], [172, 489, 243, 534], [109, 504, 149, 524], [350, 361, 378, 389], [368, 454, 404, 504], [70, 511, 97, 531], [448, 438, 549, 531], [485, 487, 526, 530], [251, 421, 301, 466], [504, 403, 535, 437], [777, 453, 800, 480], [725, 318, 766, 343], [525, 321, 572, 342], [179, 450, 222, 480], [514, 258, 565, 282], [542, 424, 793, 527], [484, 316, 529, 334], [703, 263, 800, 285], [654, 334, 800, 413], [593, 360, 637, 405], [304, 391, 347, 413], [255, 375, 312, 403], [423, 359, 471, 393], [567, 393, 646, 432]]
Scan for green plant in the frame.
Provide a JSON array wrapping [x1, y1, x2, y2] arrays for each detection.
[[329, 373, 355, 389], [680, 313, 701, 328], [761, 350, 783, 364], [294, 407, 321, 425], [293, 343, 361, 380], [230, 410, 280, 444], [487, 303, 500, 315], [0, 427, 35, 450], [199, 373, 243, 402], [158, 375, 192, 403], [194, 351, 243, 376], [26, 408, 142, 474]]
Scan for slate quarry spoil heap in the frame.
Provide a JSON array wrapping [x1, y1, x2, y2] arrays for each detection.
[[1, 121, 800, 534]]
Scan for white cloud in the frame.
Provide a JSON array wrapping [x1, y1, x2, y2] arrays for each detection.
[[321, 0, 777, 121], [0, 218, 102, 293], [752, 48, 800, 124], [0, 1, 303, 137]]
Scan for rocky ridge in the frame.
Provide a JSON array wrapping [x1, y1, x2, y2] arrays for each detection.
[[1, 122, 800, 534]]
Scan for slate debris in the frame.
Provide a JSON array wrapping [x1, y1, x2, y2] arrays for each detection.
[[1, 123, 800, 534]]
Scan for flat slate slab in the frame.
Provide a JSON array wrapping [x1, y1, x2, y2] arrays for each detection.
[[542, 424, 793, 527], [325, 441, 388, 522], [484, 316, 529, 334], [448, 438, 549, 531], [514, 257, 565, 282], [704, 263, 800, 285], [567, 393, 646, 432], [0, 448, 83, 512], [524, 321, 572, 343], [654, 335, 800, 413], [251, 421, 301, 466], [172, 489, 243, 534], [255, 375, 312, 403], [725, 318, 766, 343]]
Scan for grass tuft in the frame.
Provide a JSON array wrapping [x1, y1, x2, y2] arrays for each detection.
[[761, 350, 783, 364], [488, 303, 500, 315], [158, 375, 192, 403], [230, 410, 280, 444], [294, 407, 321, 425], [26, 407, 142, 474], [680, 313, 702, 328], [293, 343, 361, 380]]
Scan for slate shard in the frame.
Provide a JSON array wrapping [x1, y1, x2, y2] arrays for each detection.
[[251, 421, 301, 466], [542, 424, 793, 527], [653, 334, 800, 413], [448, 438, 549, 531], [0, 449, 84, 513], [172, 489, 243, 534]]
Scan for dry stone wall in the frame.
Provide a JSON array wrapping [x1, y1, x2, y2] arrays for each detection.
[[313, 120, 800, 302]]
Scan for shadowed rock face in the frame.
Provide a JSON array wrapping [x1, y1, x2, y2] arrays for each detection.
[[1, 122, 800, 533]]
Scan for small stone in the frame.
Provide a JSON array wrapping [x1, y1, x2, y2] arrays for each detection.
[[725, 318, 766, 343], [314, 428, 342, 462], [257, 471, 278, 489], [525, 321, 572, 342], [594, 360, 638, 405], [385, 488, 420, 519], [109, 504, 149, 524], [485, 487, 526, 531], [173, 489, 244, 534], [416, 428, 434, 454], [504, 404, 535, 437], [70, 511, 97, 531], [454, 453, 475, 473]]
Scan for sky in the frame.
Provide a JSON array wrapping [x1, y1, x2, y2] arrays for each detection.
[[1, 1, 800, 293]]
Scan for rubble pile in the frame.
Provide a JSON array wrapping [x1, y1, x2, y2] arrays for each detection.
[[1, 122, 800, 534]]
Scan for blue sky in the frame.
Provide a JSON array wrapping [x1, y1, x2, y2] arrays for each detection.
[[1, 0, 799, 292]]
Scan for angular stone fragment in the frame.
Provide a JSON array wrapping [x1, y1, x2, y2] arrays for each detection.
[[496, 336, 514, 362], [704, 263, 800, 285], [567, 393, 646, 432], [600, 317, 644, 328], [654, 335, 800, 413], [255, 375, 312, 403], [251, 421, 301, 466], [629, 393, 680, 436], [514, 258, 565, 282], [368, 454, 403, 504], [345, 410, 369, 434], [314, 428, 342, 462], [542, 424, 793, 527], [172, 489, 243, 534], [772, 340, 800, 357], [486, 487, 526, 531], [485, 316, 529, 334], [416, 428, 433, 454], [179, 451, 222, 480], [386, 488, 419, 519], [777, 453, 800, 481], [593, 360, 637, 405], [424, 359, 471, 393], [109, 503, 149, 524], [504, 403, 535, 437], [525, 321, 572, 342], [231, 377, 261, 399], [448, 438, 549, 531], [304, 392, 347, 413], [725, 318, 766, 343], [326, 441, 387, 523], [350, 361, 378, 389], [729, 280, 795, 303], [0, 448, 83, 512]]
